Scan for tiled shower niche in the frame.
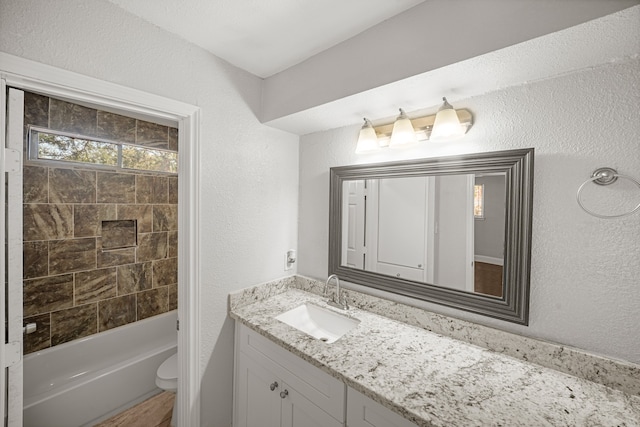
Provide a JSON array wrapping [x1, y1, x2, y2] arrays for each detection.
[[22, 91, 179, 354], [102, 220, 138, 250]]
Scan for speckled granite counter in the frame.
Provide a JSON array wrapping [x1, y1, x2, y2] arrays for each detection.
[[230, 285, 640, 427]]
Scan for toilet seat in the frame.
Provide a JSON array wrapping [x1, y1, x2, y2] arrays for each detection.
[[156, 353, 178, 391]]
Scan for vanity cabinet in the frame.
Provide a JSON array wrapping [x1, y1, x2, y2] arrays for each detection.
[[233, 324, 345, 427], [235, 351, 281, 427], [347, 387, 419, 427]]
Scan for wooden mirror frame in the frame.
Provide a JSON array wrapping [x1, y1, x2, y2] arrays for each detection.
[[328, 148, 534, 324]]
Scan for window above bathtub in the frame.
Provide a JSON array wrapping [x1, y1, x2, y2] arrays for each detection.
[[28, 127, 178, 174]]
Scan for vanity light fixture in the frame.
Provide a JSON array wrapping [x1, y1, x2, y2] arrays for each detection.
[[355, 118, 380, 153], [430, 97, 465, 141], [353, 99, 473, 153], [389, 108, 418, 149]]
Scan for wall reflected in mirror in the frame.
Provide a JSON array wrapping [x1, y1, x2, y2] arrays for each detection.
[[341, 173, 506, 298]]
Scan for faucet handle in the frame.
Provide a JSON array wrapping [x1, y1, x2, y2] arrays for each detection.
[[341, 294, 349, 310]]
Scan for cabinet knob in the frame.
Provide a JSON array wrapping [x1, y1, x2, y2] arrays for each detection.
[[269, 381, 278, 391], [280, 389, 288, 399]]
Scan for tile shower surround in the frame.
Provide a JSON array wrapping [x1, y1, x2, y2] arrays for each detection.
[[22, 91, 178, 354]]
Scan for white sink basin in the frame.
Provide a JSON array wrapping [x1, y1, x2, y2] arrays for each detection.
[[275, 303, 360, 343]]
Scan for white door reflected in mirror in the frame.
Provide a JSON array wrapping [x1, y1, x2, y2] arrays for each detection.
[[340, 173, 505, 298]]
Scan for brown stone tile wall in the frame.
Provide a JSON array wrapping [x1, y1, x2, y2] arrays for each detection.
[[22, 92, 179, 354]]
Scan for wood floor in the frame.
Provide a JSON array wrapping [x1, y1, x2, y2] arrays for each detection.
[[474, 262, 503, 297], [94, 391, 174, 427]]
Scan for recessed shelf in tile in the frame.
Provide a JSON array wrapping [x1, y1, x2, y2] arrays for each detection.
[[101, 220, 137, 250]]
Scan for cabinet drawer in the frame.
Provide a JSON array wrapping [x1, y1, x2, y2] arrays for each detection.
[[347, 387, 418, 427], [237, 324, 345, 421]]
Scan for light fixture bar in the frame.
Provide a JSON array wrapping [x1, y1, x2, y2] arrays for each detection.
[[372, 109, 473, 141]]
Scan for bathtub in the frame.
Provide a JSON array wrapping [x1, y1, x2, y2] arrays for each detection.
[[24, 311, 177, 427]]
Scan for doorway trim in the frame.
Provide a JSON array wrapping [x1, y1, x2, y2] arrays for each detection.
[[0, 52, 201, 426]]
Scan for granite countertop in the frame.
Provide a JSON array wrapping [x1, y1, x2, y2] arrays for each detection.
[[230, 288, 640, 427]]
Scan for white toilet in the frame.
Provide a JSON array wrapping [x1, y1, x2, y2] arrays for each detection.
[[156, 352, 178, 426]]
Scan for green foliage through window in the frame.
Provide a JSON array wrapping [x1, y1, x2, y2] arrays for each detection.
[[37, 133, 119, 166], [30, 129, 178, 174], [122, 146, 178, 174]]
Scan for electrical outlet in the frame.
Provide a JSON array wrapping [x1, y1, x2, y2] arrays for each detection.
[[284, 249, 296, 271]]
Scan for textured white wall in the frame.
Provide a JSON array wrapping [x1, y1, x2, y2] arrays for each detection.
[[0, 1, 299, 426], [298, 58, 640, 364], [3, 0, 639, 422]]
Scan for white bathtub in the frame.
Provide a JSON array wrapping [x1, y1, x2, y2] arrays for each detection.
[[24, 311, 177, 427]]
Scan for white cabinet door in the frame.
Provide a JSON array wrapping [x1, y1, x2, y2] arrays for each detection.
[[281, 382, 343, 427], [234, 323, 346, 427], [347, 387, 418, 427], [366, 177, 432, 282], [235, 351, 282, 427]]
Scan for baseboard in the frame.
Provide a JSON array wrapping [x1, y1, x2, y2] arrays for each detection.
[[474, 255, 503, 266]]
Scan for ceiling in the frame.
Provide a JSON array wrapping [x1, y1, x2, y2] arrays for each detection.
[[105, 1, 638, 135], [263, 4, 640, 135], [106, 0, 424, 78]]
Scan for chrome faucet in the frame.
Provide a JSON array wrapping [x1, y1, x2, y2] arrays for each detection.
[[325, 274, 348, 310]]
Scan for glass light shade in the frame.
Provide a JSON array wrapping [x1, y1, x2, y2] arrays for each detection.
[[389, 109, 417, 149], [430, 97, 464, 141], [355, 118, 380, 153]]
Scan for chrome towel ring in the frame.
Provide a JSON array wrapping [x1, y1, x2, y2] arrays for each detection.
[[576, 167, 640, 219]]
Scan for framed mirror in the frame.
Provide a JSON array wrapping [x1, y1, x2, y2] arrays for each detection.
[[329, 148, 534, 324]]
